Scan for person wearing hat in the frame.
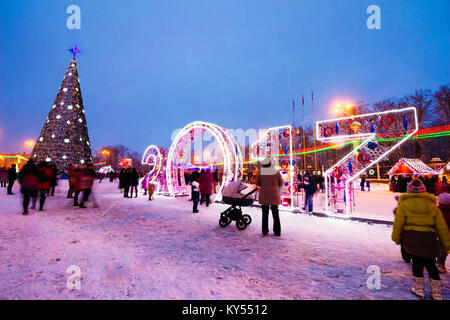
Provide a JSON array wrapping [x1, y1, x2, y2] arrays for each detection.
[[256, 156, 283, 236], [392, 179, 450, 300], [437, 192, 450, 274]]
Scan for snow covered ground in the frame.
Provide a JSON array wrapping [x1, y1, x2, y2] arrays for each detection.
[[0, 180, 448, 300], [312, 189, 399, 222]]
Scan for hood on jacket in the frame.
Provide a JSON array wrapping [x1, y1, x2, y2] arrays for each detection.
[[438, 192, 450, 208], [259, 156, 279, 176], [398, 192, 437, 215]]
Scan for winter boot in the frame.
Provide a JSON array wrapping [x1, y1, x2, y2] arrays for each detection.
[[430, 279, 443, 300], [411, 276, 425, 299]]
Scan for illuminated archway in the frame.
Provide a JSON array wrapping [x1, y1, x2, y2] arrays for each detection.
[[166, 121, 243, 202], [141, 145, 166, 193]]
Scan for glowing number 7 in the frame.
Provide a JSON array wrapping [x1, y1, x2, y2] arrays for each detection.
[[316, 107, 418, 216]]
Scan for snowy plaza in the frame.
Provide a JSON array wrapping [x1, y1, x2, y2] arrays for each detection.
[[1, 1, 449, 304], [0, 180, 448, 300]]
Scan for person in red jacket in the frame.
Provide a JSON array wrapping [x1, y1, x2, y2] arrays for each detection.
[[199, 169, 215, 207], [32, 161, 52, 211], [437, 192, 450, 274]]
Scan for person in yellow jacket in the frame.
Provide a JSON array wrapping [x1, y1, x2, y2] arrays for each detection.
[[148, 182, 154, 201], [392, 179, 450, 300]]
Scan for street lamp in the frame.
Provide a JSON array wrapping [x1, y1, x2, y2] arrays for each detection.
[[23, 140, 34, 155], [333, 102, 354, 117], [101, 149, 110, 164]]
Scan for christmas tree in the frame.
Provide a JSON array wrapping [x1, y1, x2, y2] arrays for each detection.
[[31, 45, 93, 171]]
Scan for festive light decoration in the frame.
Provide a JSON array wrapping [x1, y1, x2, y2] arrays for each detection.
[[316, 107, 418, 216], [250, 125, 294, 210], [31, 46, 92, 170], [141, 145, 168, 194], [387, 158, 437, 176], [99, 165, 114, 174], [166, 121, 243, 202], [119, 158, 133, 168]]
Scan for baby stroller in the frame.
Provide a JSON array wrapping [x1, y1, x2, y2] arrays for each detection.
[[219, 181, 259, 230]]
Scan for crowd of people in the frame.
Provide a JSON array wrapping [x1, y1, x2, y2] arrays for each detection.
[[390, 174, 448, 195], [184, 169, 218, 213], [4, 157, 450, 300]]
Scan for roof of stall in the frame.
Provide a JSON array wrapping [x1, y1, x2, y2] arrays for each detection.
[[388, 158, 437, 176]]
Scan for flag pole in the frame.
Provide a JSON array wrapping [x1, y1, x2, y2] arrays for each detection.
[[302, 94, 306, 172], [312, 89, 317, 173], [292, 99, 295, 129]]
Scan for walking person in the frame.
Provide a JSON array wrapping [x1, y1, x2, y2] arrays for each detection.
[[199, 168, 214, 207], [392, 179, 450, 300], [67, 164, 75, 198], [360, 175, 366, 191], [118, 168, 125, 194], [191, 180, 200, 213], [79, 165, 95, 208], [33, 161, 52, 211], [18, 159, 39, 215], [213, 170, 218, 194], [302, 172, 317, 213], [0, 167, 7, 188], [142, 172, 150, 195], [49, 164, 57, 196], [73, 165, 84, 206], [7, 164, 17, 195], [130, 168, 139, 198], [256, 156, 283, 237], [123, 167, 132, 198], [148, 182, 154, 201]]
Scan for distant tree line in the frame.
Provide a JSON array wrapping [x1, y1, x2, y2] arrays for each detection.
[[296, 84, 449, 171]]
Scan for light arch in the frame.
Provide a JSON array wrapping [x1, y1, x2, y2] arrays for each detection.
[[166, 121, 243, 202]]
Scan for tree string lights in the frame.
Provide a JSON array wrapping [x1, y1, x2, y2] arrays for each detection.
[[31, 46, 92, 170]]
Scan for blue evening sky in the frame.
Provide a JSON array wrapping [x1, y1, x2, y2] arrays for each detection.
[[0, 0, 449, 154]]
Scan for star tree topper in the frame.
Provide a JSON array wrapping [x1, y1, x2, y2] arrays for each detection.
[[68, 45, 82, 59]]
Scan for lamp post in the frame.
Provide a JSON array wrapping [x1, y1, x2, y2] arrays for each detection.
[[23, 140, 34, 155], [101, 149, 110, 165]]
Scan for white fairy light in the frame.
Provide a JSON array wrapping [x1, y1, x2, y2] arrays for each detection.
[[80, 159, 85, 164], [56, 115, 61, 119], [46, 157, 51, 162], [63, 88, 68, 92], [78, 118, 83, 123], [64, 138, 70, 143], [68, 105, 73, 110], [39, 137, 43, 141], [66, 120, 71, 124], [63, 155, 67, 159]]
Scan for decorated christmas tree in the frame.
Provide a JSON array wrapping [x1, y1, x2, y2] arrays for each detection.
[[31, 45, 93, 171]]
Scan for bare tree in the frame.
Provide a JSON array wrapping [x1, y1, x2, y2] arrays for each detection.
[[433, 84, 450, 125]]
